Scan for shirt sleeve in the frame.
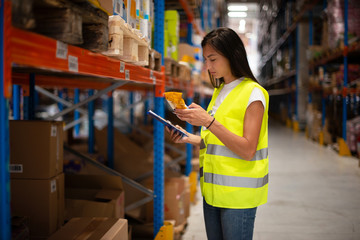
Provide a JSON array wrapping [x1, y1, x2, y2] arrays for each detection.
[[247, 87, 266, 109]]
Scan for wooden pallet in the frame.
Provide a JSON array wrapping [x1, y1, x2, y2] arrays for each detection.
[[146, 49, 162, 72], [12, 0, 109, 52], [104, 16, 149, 66], [178, 64, 192, 82], [164, 58, 180, 77]]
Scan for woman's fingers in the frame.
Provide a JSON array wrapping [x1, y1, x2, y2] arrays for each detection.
[[165, 126, 170, 133], [188, 102, 200, 108], [169, 127, 181, 141], [174, 125, 183, 131], [168, 125, 188, 143]]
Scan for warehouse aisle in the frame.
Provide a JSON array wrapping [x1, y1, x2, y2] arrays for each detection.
[[183, 120, 360, 240]]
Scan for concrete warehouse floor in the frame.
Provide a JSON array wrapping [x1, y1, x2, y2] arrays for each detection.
[[183, 120, 360, 240]]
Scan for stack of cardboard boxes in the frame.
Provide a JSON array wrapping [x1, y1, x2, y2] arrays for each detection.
[[64, 174, 125, 221], [10, 121, 65, 239], [9, 121, 129, 239], [51, 174, 128, 240]]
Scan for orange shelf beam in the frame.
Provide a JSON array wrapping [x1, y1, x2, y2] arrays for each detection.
[[8, 27, 165, 89], [4, 0, 199, 97]]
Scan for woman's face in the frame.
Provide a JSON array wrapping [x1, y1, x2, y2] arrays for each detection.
[[203, 44, 232, 80]]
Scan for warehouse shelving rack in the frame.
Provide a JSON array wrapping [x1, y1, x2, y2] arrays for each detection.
[[259, 0, 321, 131], [307, 0, 358, 156], [260, 0, 356, 156], [0, 0, 209, 238]]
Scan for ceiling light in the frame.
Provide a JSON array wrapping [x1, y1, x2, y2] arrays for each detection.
[[239, 19, 246, 33], [228, 12, 247, 18], [228, 5, 248, 12]]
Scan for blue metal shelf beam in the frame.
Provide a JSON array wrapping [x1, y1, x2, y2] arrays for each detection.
[[342, 0, 348, 140], [287, 1, 293, 121], [187, 23, 193, 45], [153, 96, 164, 236], [154, 0, 165, 236], [144, 93, 150, 125], [207, 0, 212, 30], [185, 96, 193, 176], [129, 92, 134, 125], [24, 74, 35, 120], [74, 88, 80, 136], [295, 26, 299, 121], [58, 89, 63, 112], [0, 0, 11, 237], [88, 89, 95, 154], [12, 85, 20, 120], [107, 91, 114, 169]]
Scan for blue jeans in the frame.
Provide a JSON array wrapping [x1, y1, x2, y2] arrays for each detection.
[[203, 198, 257, 240]]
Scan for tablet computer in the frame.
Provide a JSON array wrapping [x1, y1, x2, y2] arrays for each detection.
[[148, 110, 189, 137]]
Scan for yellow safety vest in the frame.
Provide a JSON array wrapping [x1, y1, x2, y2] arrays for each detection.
[[199, 78, 269, 209]]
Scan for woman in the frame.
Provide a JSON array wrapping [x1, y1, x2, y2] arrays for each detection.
[[167, 27, 269, 240]]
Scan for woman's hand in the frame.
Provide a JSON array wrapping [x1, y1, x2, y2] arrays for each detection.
[[174, 103, 213, 127], [165, 125, 189, 143], [165, 125, 202, 146]]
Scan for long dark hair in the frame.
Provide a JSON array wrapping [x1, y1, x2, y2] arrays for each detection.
[[201, 27, 258, 88]]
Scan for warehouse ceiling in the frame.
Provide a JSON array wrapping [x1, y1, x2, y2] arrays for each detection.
[[164, 0, 261, 42], [225, 1, 261, 76], [226, 2, 259, 35]]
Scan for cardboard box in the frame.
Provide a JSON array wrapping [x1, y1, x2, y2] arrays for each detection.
[[184, 184, 191, 219], [165, 177, 188, 225], [11, 173, 65, 238], [178, 43, 195, 62], [178, 64, 192, 82], [10, 120, 64, 179], [48, 217, 128, 240], [89, 0, 125, 17], [65, 174, 125, 220], [97, 0, 114, 15], [145, 176, 188, 226], [95, 127, 152, 180]]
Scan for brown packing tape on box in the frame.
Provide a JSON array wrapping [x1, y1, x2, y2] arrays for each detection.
[[48, 217, 128, 240]]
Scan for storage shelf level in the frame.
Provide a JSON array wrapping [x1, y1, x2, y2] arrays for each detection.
[[7, 27, 166, 92], [309, 42, 360, 68], [259, 0, 321, 69]]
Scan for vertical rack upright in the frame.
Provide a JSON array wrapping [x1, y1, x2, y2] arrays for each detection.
[[153, 0, 165, 236], [0, 0, 10, 238], [0, 0, 210, 236]]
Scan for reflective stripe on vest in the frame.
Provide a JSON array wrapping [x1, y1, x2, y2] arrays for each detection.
[[207, 144, 268, 161], [200, 167, 268, 188]]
